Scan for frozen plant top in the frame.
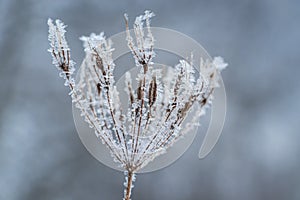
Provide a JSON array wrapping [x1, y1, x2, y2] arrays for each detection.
[[47, 10, 227, 173]]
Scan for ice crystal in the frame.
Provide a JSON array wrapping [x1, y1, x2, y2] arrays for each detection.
[[47, 10, 227, 200]]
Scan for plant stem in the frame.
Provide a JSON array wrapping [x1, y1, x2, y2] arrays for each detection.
[[124, 171, 135, 200]]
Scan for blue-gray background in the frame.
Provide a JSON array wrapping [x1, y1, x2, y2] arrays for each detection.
[[0, 0, 299, 199]]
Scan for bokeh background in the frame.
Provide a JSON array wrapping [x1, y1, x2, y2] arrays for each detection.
[[0, 0, 300, 199]]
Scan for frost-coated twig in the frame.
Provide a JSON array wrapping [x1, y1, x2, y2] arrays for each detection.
[[47, 10, 227, 200], [123, 171, 136, 200]]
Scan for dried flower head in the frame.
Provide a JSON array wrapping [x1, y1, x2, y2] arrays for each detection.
[[47, 10, 227, 200]]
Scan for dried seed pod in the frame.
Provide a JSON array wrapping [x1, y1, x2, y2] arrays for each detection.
[[137, 80, 143, 100], [96, 83, 102, 95], [148, 76, 157, 107]]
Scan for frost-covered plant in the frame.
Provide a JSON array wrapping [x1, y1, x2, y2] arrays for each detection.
[[48, 11, 227, 200]]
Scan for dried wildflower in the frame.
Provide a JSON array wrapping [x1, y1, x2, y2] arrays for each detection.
[[47, 10, 227, 200]]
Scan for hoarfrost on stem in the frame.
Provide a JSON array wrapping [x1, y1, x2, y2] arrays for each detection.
[[47, 10, 227, 200]]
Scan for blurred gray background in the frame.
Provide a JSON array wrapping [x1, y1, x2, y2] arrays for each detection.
[[0, 0, 300, 199]]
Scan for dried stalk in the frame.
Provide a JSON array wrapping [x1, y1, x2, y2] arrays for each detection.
[[47, 11, 227, 200]]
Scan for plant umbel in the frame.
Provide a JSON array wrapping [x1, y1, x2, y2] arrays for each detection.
[[47, 10, 227, 200]]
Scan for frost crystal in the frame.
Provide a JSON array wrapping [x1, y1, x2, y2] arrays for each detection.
[[47, 10, 227, 200]]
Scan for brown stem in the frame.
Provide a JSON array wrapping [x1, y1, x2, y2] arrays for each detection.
[[124, 171, 135, 200]]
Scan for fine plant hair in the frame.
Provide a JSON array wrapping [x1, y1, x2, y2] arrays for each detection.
[[47, 10, 227, 200]]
